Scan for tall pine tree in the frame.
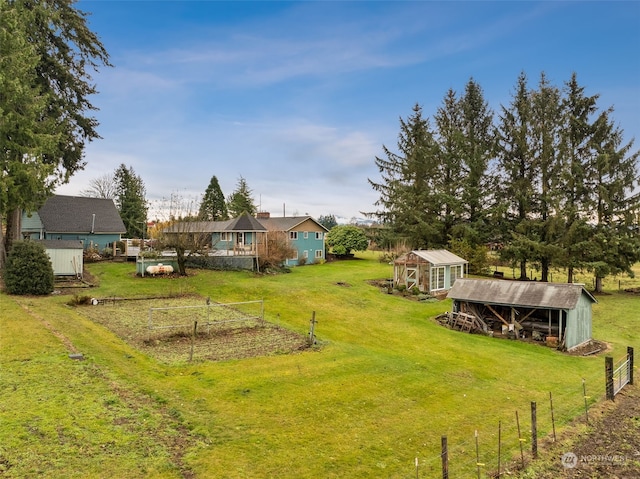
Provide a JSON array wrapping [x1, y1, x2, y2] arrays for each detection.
[[227, 176, 256, 217], [496, 72, 536, 279], [0, 0, 109, 268], [198, 175, 228, 221], [369, 104, 443, 248], [114, 164, 148, 238]]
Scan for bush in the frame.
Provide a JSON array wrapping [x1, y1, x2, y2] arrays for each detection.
[[4, 241, 54, 295], [326, 225, 369, 255]]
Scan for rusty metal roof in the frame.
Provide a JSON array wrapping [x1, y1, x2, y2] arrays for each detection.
[[447, 278, 597, 309]]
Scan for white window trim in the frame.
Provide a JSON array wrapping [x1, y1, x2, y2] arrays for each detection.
[[289, 231, 298, 240]]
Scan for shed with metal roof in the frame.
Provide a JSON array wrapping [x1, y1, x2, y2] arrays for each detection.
[[394, 250, 468, 294], [446, 278, 597, 350]]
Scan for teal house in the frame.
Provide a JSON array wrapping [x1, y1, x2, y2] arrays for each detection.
[[167, 212, 329, 268], [21, 195, 126, 252]]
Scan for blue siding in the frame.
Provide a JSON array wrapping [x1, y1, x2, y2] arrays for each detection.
[[286, 231, 325, 266], [44, 233, 120, 251]]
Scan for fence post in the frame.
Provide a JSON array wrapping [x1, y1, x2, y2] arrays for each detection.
[[605, 356, 614, 401], [308, 311, 317, 346], [441, 435, 448, 479], [475, 430, 482, 479], [629, 347, 634, 385], [582, 378, 590, 424], [531, 402, 537, 459]]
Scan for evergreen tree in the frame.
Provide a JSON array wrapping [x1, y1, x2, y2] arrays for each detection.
[[227, 176, 256, 217], [368, 104, 444, 248], [529, 73, 564, 281], [433, 88, 464, 242], [114, 164, 148, 238], [496, 72, 535, 279], [198, 175, 228, 221], [457, 78, 495, 244], [586, 110, 640, 292], [557, 73, 602, 282], [0, 0, 110, 269], [318, 214, 338, 230]]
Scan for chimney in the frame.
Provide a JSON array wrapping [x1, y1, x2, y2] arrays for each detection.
[[256, 211, 271, 219]]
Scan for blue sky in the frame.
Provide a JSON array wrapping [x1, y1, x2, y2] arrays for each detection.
[[57, 1, 640, 221]]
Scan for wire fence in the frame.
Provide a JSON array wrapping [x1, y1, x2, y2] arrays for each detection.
[[410, 347, 634, 478], [147, 299, 264, 339]]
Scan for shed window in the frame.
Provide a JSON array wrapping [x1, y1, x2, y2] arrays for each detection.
[[431, 266, 446, 290], [450, 265, 463, 285]]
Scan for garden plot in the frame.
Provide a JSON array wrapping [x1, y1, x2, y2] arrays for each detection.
[[79, 297, 309, 363]]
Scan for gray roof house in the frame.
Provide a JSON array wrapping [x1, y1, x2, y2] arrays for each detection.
[[446, 278, 597, 350], [21, 195, 126, 251], [165, 212, 328, 268]]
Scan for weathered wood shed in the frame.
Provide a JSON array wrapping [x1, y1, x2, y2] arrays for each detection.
[[446, 278, 597, 350], [394, 250, 467, 293]]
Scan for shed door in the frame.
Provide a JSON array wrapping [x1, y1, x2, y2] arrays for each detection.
[[406, 267, 418, 290]]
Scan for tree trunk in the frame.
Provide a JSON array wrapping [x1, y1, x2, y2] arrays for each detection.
[[519, 260, 527, 280], [594, 276, 604, 293], [0, 216, 5, 271], [541, 258, 549, 282], [567, 266, 574, 284], [3, 208, 22, 263]]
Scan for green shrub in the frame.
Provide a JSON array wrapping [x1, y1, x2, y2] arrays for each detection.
[[4, 241, 54, 295]]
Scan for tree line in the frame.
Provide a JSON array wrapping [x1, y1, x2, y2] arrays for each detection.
[[368, 73, 640, 291]]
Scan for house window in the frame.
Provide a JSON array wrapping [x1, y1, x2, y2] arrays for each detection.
[[303, 250, 309, 259], [315, 232, 323, 240], [304, 232, 308, 239], [290, 250, 298, 260], [450, 265, 463, 285], [315, 250, 323, 258], [289, 231, 298, 240], [220, 232, 229, 241], [430, 266, 446, 291]]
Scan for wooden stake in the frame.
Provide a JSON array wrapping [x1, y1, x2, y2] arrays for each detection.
[[531, 402, 537, 459], [189, 320, 198, 362], [549, 392, 556, 442], [582, 378, 589, 424], [497, 420, 502, 478], [441, 435, 448, 479], [516, 410, 525, 468]]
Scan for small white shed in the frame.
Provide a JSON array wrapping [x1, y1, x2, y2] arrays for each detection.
[[37, 240, 84, 277]]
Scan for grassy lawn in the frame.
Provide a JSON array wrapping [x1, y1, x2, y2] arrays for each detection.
[[1, 253, 638, 478]]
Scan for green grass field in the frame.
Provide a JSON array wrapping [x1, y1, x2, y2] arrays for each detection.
[[1, 253, 638, 478]]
